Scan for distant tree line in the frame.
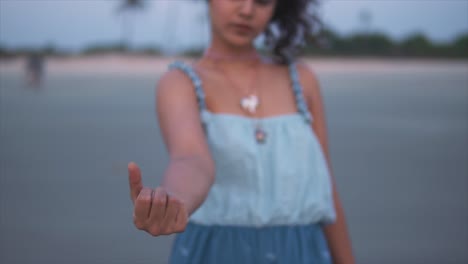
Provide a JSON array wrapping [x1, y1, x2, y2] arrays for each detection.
[[0, 29, 466, 59], [304, 29, 468, 58]]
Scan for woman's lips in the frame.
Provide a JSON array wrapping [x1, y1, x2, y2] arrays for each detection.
[[231, 24, 253, 34]]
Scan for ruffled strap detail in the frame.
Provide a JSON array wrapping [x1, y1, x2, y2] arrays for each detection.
[[168, 61, 207, 111], [288, 62, 313, 124]]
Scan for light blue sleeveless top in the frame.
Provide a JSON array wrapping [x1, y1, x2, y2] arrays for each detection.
[[168, 61, 336, 227]]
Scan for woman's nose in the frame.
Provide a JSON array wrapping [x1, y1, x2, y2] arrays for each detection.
[[239, 0, 254, 17]]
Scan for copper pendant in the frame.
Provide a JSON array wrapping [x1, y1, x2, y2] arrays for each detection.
[[255, 127, 267, 144]]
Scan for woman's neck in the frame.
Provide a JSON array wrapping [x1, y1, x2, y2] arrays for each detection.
[[199, 47, 262, 73], [203, 35, 260, 62], [203, 48, 259, 61]]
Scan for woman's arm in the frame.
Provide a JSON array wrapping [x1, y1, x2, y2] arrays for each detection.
[[156, 69, 216, 216], [297, 62, 356, 264], [127, 69, 215, 237]]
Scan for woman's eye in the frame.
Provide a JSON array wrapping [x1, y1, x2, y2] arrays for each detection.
[[228, 0, 274, 6], [255, 0, 274, 5]]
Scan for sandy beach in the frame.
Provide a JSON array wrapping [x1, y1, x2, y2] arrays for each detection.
[[1, 54, 467, 76]]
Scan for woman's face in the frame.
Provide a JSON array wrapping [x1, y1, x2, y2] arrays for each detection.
[[209, 0, 277, 48]]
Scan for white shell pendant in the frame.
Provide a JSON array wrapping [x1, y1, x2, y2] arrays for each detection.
[[240, 95, 259, 114]]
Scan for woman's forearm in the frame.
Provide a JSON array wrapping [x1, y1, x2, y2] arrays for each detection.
[[323, 189, 356, 264], [160, 155, 215, 216], [317, 131, 355, 263]]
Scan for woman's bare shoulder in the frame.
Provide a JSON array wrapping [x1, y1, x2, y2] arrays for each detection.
[[261, 59, 290, 78], [156, 65, 196, 97], [261, 58, 320, 95], [294, 59, 322, 100]]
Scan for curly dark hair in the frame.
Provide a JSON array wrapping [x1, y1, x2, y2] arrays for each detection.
[[203, 0, 325, 64], [264, 0, 324, 64]]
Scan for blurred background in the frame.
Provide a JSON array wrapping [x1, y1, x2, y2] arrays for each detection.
[[0, 0, 467, 264]]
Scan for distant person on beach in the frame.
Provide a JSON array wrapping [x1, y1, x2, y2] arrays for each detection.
[[25, 52, 45, 87], [128, 0, 355, 263]]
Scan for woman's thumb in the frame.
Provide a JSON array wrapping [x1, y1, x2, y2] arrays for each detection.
[[128, 162, 143, 203]]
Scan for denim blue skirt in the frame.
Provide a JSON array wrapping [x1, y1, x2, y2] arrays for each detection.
[[169, 221, 332, 264]]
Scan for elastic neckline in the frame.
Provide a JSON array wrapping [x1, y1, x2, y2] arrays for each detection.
[[168, 60, 313, 124], [201, 109, 303, 123]]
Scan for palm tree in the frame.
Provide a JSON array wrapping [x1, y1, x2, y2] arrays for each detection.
[[359, 8, 372, 33], [358, 8, 373, 53], [117, 0, 146, 51]]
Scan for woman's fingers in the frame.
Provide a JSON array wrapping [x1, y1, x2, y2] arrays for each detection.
[[149, 187, 167, 227], [160, 196, 181, 233], [133, 187, 152, 230], [174, 202, 188, 233], [131, 184, 188, 236]]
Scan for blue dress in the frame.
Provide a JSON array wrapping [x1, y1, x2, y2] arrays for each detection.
[[166, 61, 337, 264]]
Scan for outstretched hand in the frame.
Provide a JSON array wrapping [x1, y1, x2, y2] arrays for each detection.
[[128, 162, 188, 236]]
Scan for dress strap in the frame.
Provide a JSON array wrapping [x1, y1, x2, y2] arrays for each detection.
[[288, 62, 313, 124], [168, 60, 207, 111]]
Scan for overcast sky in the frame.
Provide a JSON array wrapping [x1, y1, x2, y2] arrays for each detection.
[[0, 0, 467, 53]]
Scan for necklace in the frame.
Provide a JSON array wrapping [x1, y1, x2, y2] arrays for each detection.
[[253, 85, 267, 144], [217, 60, 260, 115], [203, 49, 267, 144]]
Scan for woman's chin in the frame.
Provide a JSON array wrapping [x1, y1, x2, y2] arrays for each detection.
[[226, 35, 256, 49]]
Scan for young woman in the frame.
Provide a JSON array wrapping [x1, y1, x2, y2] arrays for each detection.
[[128, 0, 355, 263]]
